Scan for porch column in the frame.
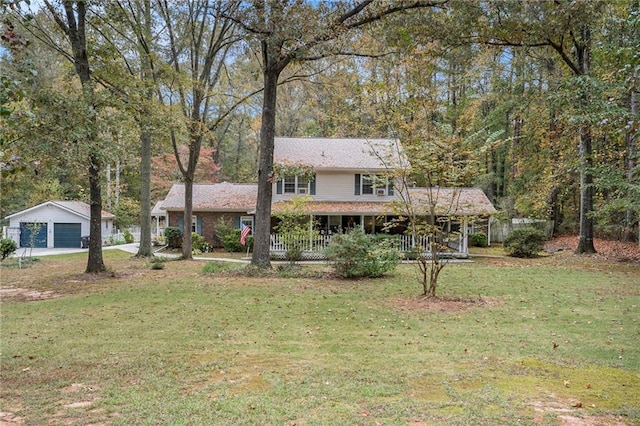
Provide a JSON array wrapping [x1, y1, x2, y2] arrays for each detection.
[[462, 217, 469, 254], [309, 214, 313, 251]]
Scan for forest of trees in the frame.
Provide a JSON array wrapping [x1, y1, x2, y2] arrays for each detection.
[[1, 1, 638, 269]]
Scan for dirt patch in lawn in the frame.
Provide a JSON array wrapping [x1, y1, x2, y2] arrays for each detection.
[[530, 399, 629, 426], [0, 287, 62, 303], [0, 412, 23, 425], [389, 295, 500, 314]]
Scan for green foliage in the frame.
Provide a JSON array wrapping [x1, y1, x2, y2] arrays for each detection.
[[272, 164, 315, 181], [325, 228, 399, 278], [191, 232, 205, 253], [108, 234, 126, 245], [221, 229, 252, 253], [111, 198, 141, 229], [213, 218, 248, 252], [470, 232, 488, 247], [273, 195, 316, 263], [503, 227, 546, 258], [122, 229, 134, 244], [0, 238, 18, 261], [213, 217, 233, 241], [164, 227, 182, 249], [150, 260, 164, 270]]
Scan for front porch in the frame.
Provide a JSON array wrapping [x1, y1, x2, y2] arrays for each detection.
[[269, 232, 468, 260]]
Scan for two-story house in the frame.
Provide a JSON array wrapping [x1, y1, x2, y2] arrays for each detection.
[[155, 137, 497, 256], [271, 137, 405, 235]]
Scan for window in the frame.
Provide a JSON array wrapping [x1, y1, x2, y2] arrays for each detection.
[[280, 175, 315, 195], [297, 176, 309, 194], [191, 216, 198, 233], [362, 175, 374, 195], [284, 176, 296, 194], [240, 216, 253, 235], [357, 174, 393, 196]]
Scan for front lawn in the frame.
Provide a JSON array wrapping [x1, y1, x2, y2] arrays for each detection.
[[1, 250, 638, 425]]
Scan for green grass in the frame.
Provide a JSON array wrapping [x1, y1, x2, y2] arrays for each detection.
[[1, 251, 639, 425]]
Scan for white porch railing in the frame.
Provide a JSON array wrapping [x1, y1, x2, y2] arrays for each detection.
[[269, 233, 466, 259], [270, 234, 333, 253]]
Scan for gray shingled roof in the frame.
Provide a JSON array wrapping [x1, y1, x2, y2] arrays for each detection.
[[406, 187, 497, 216], [273, 188, 495, 216], [272, 201, 395, 215], [159, 184, 495, 217], [54, 201, 115, 219], [160, 182, 257, 212], [273, 137, 407, 171], [5, 200, 114, 220]]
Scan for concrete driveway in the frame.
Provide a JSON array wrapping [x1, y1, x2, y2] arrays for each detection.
[[14, 243, 139, 257], [11, 244, 249, 263]]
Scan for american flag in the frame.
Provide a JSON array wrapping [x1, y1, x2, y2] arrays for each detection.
[[240, 223, 251, 246]]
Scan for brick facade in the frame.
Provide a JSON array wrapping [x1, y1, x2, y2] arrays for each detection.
[[168, 212, 243, 248]]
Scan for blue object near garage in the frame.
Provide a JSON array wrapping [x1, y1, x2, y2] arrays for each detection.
[[19, 222, 47, 248], [54, 223, 82, 248]]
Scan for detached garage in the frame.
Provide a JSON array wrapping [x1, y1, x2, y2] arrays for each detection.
[[4, 201, 115, 248]]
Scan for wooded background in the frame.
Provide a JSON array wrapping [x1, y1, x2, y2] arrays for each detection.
[[1, 0, 638, 247]]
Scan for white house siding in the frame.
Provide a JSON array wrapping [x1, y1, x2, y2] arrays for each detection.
[[8, 204, 85, 248], [6, 202, 114, 248], [272, 170, 402, 203]]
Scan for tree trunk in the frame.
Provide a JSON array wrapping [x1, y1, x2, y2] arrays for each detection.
[[136, 0, 154, 258], [56, 1, 106, 273], [182, 178, 194, 260], [137, 129, 153, 257], [251, 68, 279, 268], [574, 26, 597, 254], [86, 153, 106, 273], [624, 87, 637, 242], [106, 163, 111, 211], [575, 123, 597, 254], [115, 158, 120, 206]]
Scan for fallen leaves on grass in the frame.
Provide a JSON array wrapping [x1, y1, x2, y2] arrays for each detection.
[[545, 236, 640, 263]]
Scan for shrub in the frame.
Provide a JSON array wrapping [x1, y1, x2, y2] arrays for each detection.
[[273, 195, 315, 263], [1, 238, 18, 261], [123, 229, 134, 244], [214, 218, 251, 252], [191, 232, 206, 253], [503, 226, 546, 258], [470, 232, 488, 247], [108, 234, 126, 245], [164, 227, 182, 249], [325, 228, 399, 278], [220, 229, 252, 253], [150, 260, 165, 270]]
